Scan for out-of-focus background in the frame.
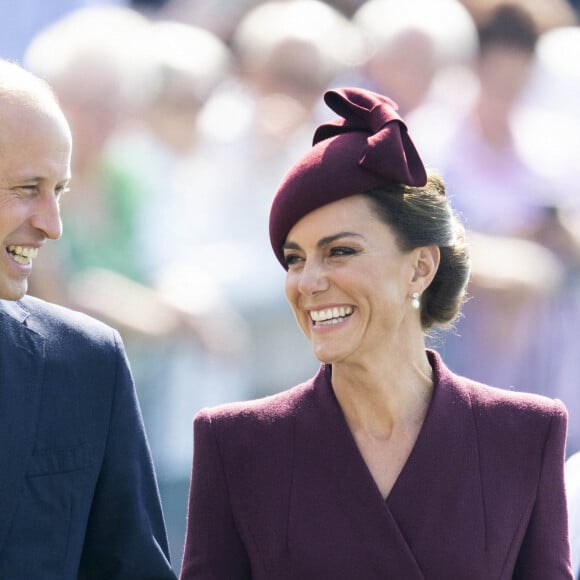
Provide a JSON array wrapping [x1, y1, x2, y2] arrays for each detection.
[[2, 0, 579, 571]]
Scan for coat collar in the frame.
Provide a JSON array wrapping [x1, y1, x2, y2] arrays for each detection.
[[0, 299, 46, 553], [290, 349, 486, 577], [386, 350, 487, 571]]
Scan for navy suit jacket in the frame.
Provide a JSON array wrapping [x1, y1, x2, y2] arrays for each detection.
[[181, 350, 572, 579], [0, 296, 176, 579]]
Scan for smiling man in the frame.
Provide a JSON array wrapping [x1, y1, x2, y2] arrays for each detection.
[[0, 59, 176, 579], [0, 67, 69, 299]]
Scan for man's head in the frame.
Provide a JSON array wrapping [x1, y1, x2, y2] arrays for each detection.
[[0, 59, 72, 300]]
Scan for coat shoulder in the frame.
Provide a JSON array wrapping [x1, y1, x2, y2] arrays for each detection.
[[16, 295, 119, 346], [196, 377, 315, 433], [432, 349, 567, 432], [452, 373, 568, 459], [461, 374, 567, 423]]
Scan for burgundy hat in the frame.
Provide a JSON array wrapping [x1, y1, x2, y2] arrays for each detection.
[[269, 87, 427, 268]]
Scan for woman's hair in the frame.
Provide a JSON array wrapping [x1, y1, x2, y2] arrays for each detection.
[[365, 171, 470, 330]]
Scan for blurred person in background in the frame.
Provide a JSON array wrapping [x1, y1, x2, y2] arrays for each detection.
[[23, 8, 228, 376], [107, 18, 252, 568], [23, 5, 164, 327], [155, 0, 256, 43], [0, 56, 175, 580], [407, 0, 580, 453], [130, 0, 171, 16], [512, 21, 580, 455], [461, 0, 578, 33], [352, 0, 479, 118]]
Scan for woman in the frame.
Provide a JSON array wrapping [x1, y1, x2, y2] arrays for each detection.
[[180, 87, 572, 578]]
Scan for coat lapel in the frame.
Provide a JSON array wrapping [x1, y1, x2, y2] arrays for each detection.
[[288, 365, 424, 579], [386, 350, 488, 575], [289, 351, 488, 578], [0, 300, 46, 553]]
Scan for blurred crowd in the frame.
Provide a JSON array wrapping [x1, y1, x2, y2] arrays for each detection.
[[1, 0, 580, 571]]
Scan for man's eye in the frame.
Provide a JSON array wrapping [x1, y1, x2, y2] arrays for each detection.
[[55, 186, 70, 199], [18, 186, 39, 196]]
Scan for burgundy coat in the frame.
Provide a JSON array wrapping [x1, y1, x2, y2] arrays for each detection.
[[181, 350, 572, 579]]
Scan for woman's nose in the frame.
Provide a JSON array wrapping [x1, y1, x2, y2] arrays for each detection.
[[297, 260, 329, 295]]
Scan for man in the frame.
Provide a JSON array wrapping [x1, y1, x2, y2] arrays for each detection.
[[0, 59, 176, 578]]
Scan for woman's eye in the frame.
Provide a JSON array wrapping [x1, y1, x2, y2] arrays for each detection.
[[283, 253, 302, 267], [329, 247, 357, 257]]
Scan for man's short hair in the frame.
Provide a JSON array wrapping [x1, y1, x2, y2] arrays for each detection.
[[0, 58, 60, 111]]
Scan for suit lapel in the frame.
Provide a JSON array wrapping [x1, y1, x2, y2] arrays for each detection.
[[0, 301, 46, 553]]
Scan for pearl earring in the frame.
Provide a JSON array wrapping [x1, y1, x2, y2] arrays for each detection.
[[411, 291, 421, 310]]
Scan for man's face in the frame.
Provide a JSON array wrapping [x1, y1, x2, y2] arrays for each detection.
[[0, 98, 71, 300]]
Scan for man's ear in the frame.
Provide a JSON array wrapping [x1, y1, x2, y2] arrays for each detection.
[[411, 245, 440, 290]]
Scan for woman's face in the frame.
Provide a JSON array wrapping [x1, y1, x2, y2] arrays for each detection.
[[283, 194, 420, 366]]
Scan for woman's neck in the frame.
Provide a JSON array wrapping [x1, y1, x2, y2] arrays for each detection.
[[330, 345, 433, 440]]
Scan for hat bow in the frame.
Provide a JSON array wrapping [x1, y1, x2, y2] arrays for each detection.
[[313, 87, 427, 187]]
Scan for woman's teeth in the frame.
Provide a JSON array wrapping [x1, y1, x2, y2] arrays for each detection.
[[310, 306, 353, 325]]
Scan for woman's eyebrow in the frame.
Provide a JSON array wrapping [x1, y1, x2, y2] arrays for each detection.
[[317, 232, 364, 247], [283, 232, 364, 252]]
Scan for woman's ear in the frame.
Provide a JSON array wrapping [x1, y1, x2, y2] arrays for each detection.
[[411, 245, 440, 289]]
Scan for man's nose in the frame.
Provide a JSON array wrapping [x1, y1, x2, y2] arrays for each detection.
[[31, 194, 63, 240]]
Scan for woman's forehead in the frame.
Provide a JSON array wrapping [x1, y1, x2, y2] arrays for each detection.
[[286, 195, 390, 242]]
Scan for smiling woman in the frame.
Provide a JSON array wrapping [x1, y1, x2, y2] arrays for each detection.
[[282, 193, 443, 368], [180, 87, 573, 579]]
